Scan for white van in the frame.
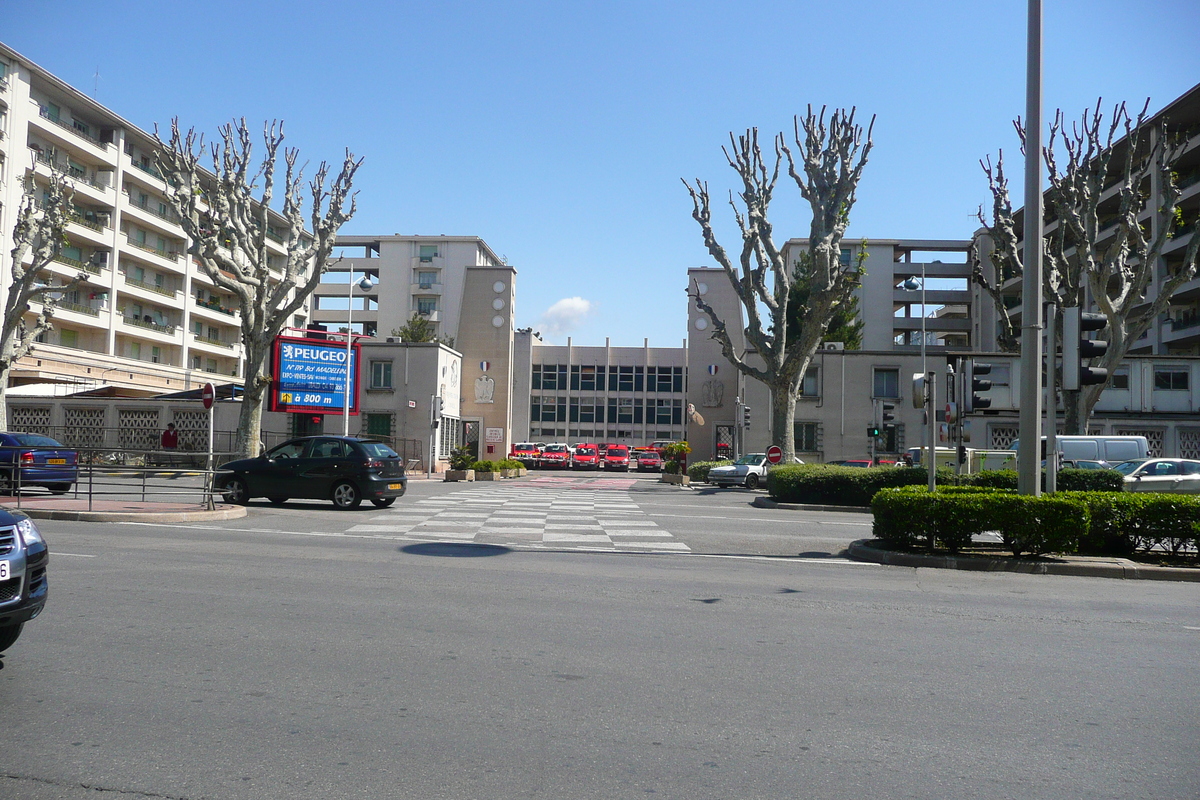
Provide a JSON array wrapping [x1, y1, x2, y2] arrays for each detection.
[[1011, 436, 1149, 465]]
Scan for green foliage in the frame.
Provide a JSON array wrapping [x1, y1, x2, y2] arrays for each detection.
[[497, 459, 524, 471], [767, 464, 951, 506], [785, 247, 866, 351], [661, 441, 691, 475], [392, 314, 437, 343], [1055, 468, 1124, 492], [470, 460, 496, 473], [688, 460, 731, 482], [448, 445, 475, 471]]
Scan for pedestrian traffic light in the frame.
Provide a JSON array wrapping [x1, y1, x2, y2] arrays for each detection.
[[1063, 307, 1110, 390], [867, 425, 881, 438], [964, 360, 992, 412], [743, 405, 751, 429]]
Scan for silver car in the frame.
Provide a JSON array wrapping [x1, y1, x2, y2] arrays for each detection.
[[1113, 458, 1200, 493], [708, 454, 771, 489]]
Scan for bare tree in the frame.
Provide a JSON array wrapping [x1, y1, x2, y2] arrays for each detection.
[[154, 119, 361, 457], [975, 100, 1200, 433], [0, 167, 91, 424], [683, 107, 873, 460]]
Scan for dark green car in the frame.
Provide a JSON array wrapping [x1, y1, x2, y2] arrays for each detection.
[[216, 436, 407, 509]]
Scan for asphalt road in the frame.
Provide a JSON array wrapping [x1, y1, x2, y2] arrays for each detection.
[[1, 473, 1197, 799]]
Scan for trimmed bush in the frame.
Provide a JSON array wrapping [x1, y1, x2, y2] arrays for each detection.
[[1055, 468, 1125, 492], [470, 460, 496, 473], [768, 464, 955, 506], [497, 459, 524, 471], [961, 470, 1018, 490], [688, 460, 731, 482], [992, 494, 1088, 556]]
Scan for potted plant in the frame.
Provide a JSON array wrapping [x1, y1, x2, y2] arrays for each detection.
[[472, 459, 498, 481], [660, 441, 692, 485], [498, 458, 524, 478], [444, 445, 476, 482]]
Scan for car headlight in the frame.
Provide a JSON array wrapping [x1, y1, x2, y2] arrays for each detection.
[[16, 517, 44, 547]]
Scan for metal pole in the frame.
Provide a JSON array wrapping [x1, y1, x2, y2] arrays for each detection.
[[1018, 0, 1045, 496], [1045, 303, 1058, 493], [926, 371, 936, 491], [343, 275, 354, 437]]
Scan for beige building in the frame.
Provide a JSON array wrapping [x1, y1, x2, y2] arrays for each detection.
[[0, 42, 309, 398]]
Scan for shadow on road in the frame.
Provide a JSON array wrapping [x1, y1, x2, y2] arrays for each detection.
[[401, 542, 512, 558]]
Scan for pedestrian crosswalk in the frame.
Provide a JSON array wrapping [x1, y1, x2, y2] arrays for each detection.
[[346, 481, 690, 552]]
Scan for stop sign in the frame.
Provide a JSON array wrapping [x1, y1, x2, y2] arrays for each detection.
[[201, 382, 216, 410], [766, 445, 783, 464]]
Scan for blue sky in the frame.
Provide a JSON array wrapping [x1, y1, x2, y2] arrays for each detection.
[[6, 0, 1198, 346]]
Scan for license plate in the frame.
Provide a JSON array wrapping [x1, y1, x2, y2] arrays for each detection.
[[47, 458, 66, 465], [388, 483, 402, 490], [0, 561, 8, 580]]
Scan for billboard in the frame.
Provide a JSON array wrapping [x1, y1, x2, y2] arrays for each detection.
[[269, 335, 361, 415]]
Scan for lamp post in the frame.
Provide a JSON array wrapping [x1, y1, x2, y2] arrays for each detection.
[[343, 273, 375, 437], [903, 267, 928, 479]]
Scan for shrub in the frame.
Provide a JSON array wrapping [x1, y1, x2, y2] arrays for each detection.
[[992, 494, 1088, 556], [688, 460, 731, 482], [470, 460, 496, 473], [448, 445, 475, 471], [962, 470, 1018, 490], [661, 441, 691, 475], [1055, 468, 1124, 492], [768, 464, 953, 506], [497, 459, 524, 471]]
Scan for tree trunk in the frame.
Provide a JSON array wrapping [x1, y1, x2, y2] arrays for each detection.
[[0, 364, 11, 431], [770, 377, 799, 462], [235, 339, 272, 458]]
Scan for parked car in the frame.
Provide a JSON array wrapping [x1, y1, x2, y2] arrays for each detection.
[[708, 453, 772, 489], [509, 442, 541, 468], [571, 444, 601, 470], [0, 510, 49, 655], [601, 444, 631, 471], [537, 443, 572, 469], [216, 436, 407, 509], [633, 449, 663, 472], [1113, 458, 1200, 493], [0, 432, 78, 494]]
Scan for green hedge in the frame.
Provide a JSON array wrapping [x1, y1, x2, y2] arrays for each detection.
[[688, 460, 731, 482], [871, 486, 1088, 556], [470, 460, 496, 473], [872, 487, 1200, 559], [767, 464, 954, 506]]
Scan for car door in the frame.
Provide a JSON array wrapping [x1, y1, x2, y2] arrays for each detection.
[[1177, 460, 1200, 493], [296, 438, 351, 499], [257, 439, 313, 497], [1130, 460, 1181, 493]]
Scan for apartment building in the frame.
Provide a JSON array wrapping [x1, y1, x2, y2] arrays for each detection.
[[0, 43, 306, 397]]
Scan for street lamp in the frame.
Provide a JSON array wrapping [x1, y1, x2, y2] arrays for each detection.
[[343, 273, 375, 437]]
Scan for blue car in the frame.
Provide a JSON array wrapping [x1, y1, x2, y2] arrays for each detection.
[[0, 433, 79, 494]]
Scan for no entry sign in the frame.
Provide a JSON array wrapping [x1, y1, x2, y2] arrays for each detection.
[[766, 445, 783, 464]]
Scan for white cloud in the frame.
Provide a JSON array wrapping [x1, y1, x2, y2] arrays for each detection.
[[539, 297, 593, 337]]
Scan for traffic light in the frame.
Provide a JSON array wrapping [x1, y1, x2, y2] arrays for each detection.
[[742, 405, 751, 429], [867, 425, 881, 438], [912, 373, 927, 409], [964, 360, 993, 412], [1063, 307, 1110, 390], [880, 402, 895, 423], [431, 396, 443, 429]]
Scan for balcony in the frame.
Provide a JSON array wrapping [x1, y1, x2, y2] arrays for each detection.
[[124, 192, 180, 225], [412, 281, 443, 294], [37, 106, 109, 150], [192, 333, 233, 349], [56, 300, 100, 317], [124, 234, 182, 263], [193, 297, 237, 317], [130, 160, 163, 180], [123, 275, 178, 298], [122, 315, 176, 335]]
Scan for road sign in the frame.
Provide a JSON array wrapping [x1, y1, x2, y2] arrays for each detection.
[[766, 445, 783, 464], [201, 382, 215, 410]]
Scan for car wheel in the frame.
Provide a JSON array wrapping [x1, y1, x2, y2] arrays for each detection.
[[47, 483, 72, 495], [745, 473, 760, 490], [331, 481, 362, 509], [371, 497, 396, 508], [222, 477, 249, 505], [0, 623, 23, 653], [268, 497, 289, 505]]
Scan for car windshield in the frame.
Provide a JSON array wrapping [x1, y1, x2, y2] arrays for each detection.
[[607, 447, 628, 456], [577, 447, 596, 455], [544, 445, 568, 452], [638, 452, 659, 459], [9, 434, 64, 447], [1112, 459, 1147, 475], [515, 444, 537, 450], [360, 442, 399, 458], [735, 454, 765, 465]]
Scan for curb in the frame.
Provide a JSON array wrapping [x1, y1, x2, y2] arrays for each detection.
[[752, 497, 872, 514], [3, 504, 248, 523], [847, 539, 1200, 582]]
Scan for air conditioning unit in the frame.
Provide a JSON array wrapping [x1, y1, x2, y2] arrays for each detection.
[[386, 336, 400, 343], [822, 342, 845, 351]]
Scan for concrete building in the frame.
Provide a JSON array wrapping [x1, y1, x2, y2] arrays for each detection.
[[0, 42, 308, 398]]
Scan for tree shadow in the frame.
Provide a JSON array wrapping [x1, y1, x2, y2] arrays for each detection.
[[400, 542, 512, 558]]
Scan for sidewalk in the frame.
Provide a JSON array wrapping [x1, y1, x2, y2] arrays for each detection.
[[0, 495, 247, 523]]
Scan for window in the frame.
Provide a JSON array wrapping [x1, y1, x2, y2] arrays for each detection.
[[192, 321, 203, 336], [800, 367, 819, 397], [1111, 367, 1130, 390], [130, 342, 141, 359], [873, 368, 900, 399], [62, 245, 82, 263], [366, 414, 392, 437], [617, 366, 634, 392], [795, 422, 819, 451], [419, 245, 438, 262], [207, 326, 220, 341], [60, 329, 77, 348], [532, 364, 566, 391], [417, 271, 437, 288], [73, 118, 90, 137], [1154, 368, 1188, 391], [417, 297, 437, 315], [370, 360, 393, 389], [151, 346, 162, 364], [205, 359, 218, 373], [190, 355, 201, 369], [607, 397, 635, 424]]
